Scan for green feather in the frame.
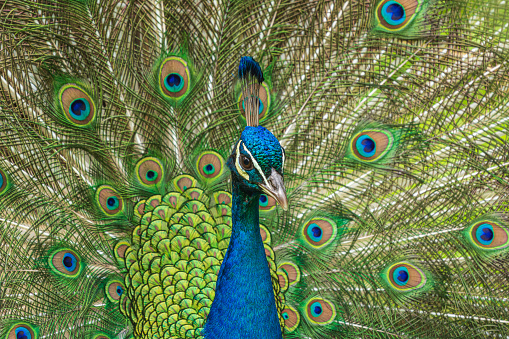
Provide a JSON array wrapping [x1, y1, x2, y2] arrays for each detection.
[[1, 0, 509, 337]]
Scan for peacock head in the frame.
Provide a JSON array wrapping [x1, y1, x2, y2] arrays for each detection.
[[227, 126, 288, 210]]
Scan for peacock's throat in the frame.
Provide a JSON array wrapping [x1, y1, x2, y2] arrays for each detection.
[[203, 178, 283, 339]]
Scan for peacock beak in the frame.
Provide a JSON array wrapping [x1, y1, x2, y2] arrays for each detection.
[[259, 168, 288, 211]]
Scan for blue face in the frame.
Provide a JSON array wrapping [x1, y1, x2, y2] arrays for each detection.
[[227, 126, 285, 190]]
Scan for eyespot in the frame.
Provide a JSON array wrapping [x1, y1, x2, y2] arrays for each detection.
[[259, 194, 276, 211], [242, 97, 264, 115], [7, 323, 36, 339], [105, 280, 125, 303], [0, 168, 10, 195], [278, 270, 289, 290], [351, 130, 394, 162], [278, 262, 301, 286], [468, 220, 509, 250], [259, 224, 271, 244], [238, 82, 271, 122], [114, 241, 130, 265], [93, 335, 110, 339], [376, 0, 420, 31], [281, 305, 300, 332], [239, 154, 253, 171], [96, 186, 124, 216], [196, 151, 226, 181], [159, 57, 191, 99], [304, 298, 336, 325], [301, 217, 338, 249], [173, 175, 197, 192], [49, 249, 82, 277], [59, 84, 96, 126], [135, 157, 164, 186], [387, 262, 426, 291], [213, 191, 232, 205]]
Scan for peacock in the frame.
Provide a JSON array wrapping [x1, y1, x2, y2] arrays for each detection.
[[1, 0, 509, 337]]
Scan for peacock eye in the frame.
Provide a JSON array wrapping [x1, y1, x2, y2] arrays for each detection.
[[159, 56, 190, 100], [240, 155, 253, 170], [8, 324, 36, 339], [59, 84, 96, 127], [105, 280, 125, 303]]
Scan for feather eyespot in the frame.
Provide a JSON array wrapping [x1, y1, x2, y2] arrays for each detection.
[[281, 306, 300, 332], [49, 249, 83, 277], [96, 186, 124, 216], [7, 323, 37, 339], [468, 220, 509, 251], [0, 168, 10, 195], [259, 194, 276, 211], [136, 157, 164, 186], [114, 241, 130, 265], [259, 224, 271, 244], [59, 84, 96, 126], [279, 262, 301, 286], [278, 270, 289, 290], [173, 175, 197, 192], [302, 218, 338, 249], [159, 57, 190, 99], [351, 130, 394, 162], [387, 262, 426, 291], [238, 82, 271, 122], [105, 280, 125, 303], [213, 191, 232, 205], [376, 0, 421, 31], [304, 298, 336, 325], [196, 151, 226, 182]]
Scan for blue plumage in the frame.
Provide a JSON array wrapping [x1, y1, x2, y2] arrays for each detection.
[[204, 125, 285, 338], [203, 182, 282, 338]]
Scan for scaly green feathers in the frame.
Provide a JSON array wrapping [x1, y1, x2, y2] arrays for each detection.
[[122, 177, 285, 337]]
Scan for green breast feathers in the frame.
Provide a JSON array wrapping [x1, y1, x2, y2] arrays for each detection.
[[116, 174, 287, 338]]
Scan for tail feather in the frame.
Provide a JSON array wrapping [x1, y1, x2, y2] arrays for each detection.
[[1, 0, 509, 337]]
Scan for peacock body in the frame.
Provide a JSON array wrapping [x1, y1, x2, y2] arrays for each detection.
[[1, 0, 509, 338]]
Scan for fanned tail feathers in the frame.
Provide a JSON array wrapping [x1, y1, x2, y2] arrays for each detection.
[[1, 0, 509, 337]]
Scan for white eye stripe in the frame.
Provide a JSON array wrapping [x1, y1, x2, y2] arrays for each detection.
[[242, 143, 270, 188], [282, 148, 285, 171], [235, 141, 250, 181]]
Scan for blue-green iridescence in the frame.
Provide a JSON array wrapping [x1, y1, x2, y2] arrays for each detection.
[[393, 266, 409, 286], [69, 98, 91, 121], [62, 253, 77, 272], [206, 124, 283, 338], [356, 135, 376, 158], [116, 286, 124, 297], [476, 223, 494, 245], [203, 164, 215, 175], [282, 312, 289, 319], [310, 302, 323, 317], [165, 73, 184, 92], [307, 223, 323, 242], [259, 194, 269, 207], [146, 170, 158, 182], [382, 1, 406, 25], [106, 197, 119, 210], [15, 327, 32, 339], [242, 97, 264, 115]]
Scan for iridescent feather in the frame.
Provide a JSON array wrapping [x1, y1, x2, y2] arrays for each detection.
[[1, 0, 509, 338]]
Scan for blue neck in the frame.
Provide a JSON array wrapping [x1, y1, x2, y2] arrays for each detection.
[[203, 179, 282, 339]]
